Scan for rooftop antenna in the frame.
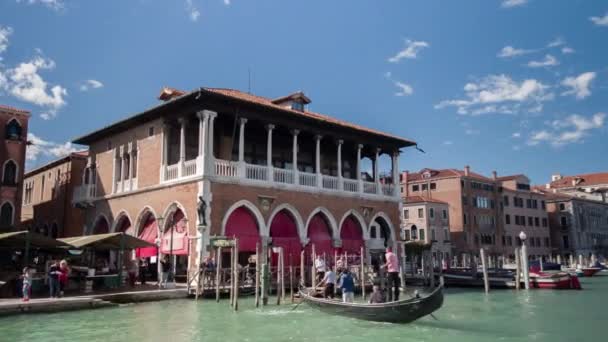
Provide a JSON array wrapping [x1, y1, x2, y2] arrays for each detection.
[[247, 67, 252, 94]]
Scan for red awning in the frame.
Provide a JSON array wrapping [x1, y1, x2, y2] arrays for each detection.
[[136, 217, 158, 258]]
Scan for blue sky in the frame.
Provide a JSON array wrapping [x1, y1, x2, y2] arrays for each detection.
[[0, 0, 607, 184]]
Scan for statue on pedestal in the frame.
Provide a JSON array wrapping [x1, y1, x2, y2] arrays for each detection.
[[197, 196, 207, 227]]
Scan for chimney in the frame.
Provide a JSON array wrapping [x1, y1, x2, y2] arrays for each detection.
[[545, 183, 551, 189], [464, 165, 470, 176], [551, 173, 562, 182], [401, 171, 409, 197], [492, 171, 497, 180]]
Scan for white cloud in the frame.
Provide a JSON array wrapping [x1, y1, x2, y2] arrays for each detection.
[[527, 113, 606, 146], [497, 46, 533, 58], [385, 72, 413, 97], [561, 72, 596, 99], [561, 47, 575, 54], [185, 0, 201, 22], [501, 0, 527, 8], [435, 74, 553, 115], [465, 128, 480, 135], [512, 132, 521, 138], [0, 25, 12, 55], [443, 141, 453, 145], [4, 56, 67, 113], [388, 39, 429, 63], [526, 54, 559, 68], [26, 132, 79, 162], [547, 37, 565, 48], [16, 0, 64, 10], [80, 79, 104, 92], [590, 13, 608, 26], [223, 0, 231, 5]]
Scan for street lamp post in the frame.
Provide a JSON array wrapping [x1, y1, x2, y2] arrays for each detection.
[[519, 231, 530, 290]]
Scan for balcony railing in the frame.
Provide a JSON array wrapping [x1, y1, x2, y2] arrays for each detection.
[[212, 159, 398, 200], [183, 159, 197, 177], [165, 164, 179, 181]]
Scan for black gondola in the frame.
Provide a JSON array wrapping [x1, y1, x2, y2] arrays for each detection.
[[298, 284, 444, 324]]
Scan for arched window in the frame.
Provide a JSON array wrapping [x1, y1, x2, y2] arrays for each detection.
[[0, 202, 14, 227], [2, 160, 17, 185], [5, 119, 22, 140]]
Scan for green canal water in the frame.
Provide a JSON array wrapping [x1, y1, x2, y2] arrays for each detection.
[[1, 275, 606, 342]]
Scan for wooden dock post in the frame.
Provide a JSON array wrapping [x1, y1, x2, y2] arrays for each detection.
[[515, 247, 521, 290], [540, 255, 544, 272], [234, 239, 239, 311], [556, 254, 561, 266], [344, 251, 348, 268], [289, 253, 294, 303], [276, 248, 281, 306], [578, 254, 583, 268], [229, 245, 234, 307], [569, 254, 574, 268], [216, 247, 222, 302], [333, 250, 338, 296], [281, 249, 286, 303], [255, 243, 260, 308], [311, 244, 316, 288], [521, 243, 530, 290], [360, 246, 365, 300], [300, 249, 305, 287], [400, 243, 407, 293], [429, 251, 435, 289], [480, 249, 489, 294]]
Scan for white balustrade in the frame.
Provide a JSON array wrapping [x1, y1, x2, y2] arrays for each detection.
[[214, 159, 238, 178], [298, 172, 317, 187], [363, 181, 377, 194], [165, 164, 179, 181], [322, 175, 339, 190], [342, 179, 359, 193], [183, 159, 198, 177], [73, 184, 96, 204], [245, 163, 268, 181], [273, 168, 294, 184]]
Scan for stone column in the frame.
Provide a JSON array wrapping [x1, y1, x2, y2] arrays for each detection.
[[392, 150, 400, 197], [207, 112, 217, 175], [315, 135, 322, 188], [292, 129, 299, 184], [375, 148, 382, 195], [238, 118, 247, 177], [118, 146, 125, 192], [266, 124, 274, 181], [337, 139, 343, 190], [196, 111, 210, 176], [128, 142, 134, 190], [160, 120, 169, 181], [356, 144, 363, 193], [178, 117, 187, 178]]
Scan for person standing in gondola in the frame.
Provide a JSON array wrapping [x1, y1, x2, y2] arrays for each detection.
[[315, 265, 336, 299], [338, 269, 355, 303], [315, 255, 326, 283], [383, 247, 400, 301]]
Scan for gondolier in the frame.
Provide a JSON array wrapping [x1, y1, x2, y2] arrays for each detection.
[[384, 247, 400, 301], [315, 255, 327, 283]]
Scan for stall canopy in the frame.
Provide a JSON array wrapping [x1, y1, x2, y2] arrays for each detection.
[[0, 230, 73, 249], [58, 232, 156, 251]]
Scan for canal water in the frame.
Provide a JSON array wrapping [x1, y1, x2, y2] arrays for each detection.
[[1, 275, 606, 342]]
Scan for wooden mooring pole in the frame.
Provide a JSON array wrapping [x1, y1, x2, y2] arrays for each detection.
[[300, 249, 305, 287], [360, 246, 365, 301], [521, 243, 530, 290], [255, 243, 260, 308], [229, 245, 234, 307], [515, 247, 521, 290], [234, 238, 239, 311], [215, 247, 222, 302], [289, 253, 294, 303], [480, 249, 489, 294]]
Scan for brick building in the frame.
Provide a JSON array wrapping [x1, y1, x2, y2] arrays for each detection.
[[497, 174, 551, 259], [545, 172, 608, 203], [401, 196, 452, 263], [20, 152, 88, 238], [71, 87, 414, 277], [0, 105, 29, 233], [401, 166, 504, 260]]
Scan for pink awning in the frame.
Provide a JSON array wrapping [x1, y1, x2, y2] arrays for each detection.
[[136, 216, 158, 258], [160, 211, 189, 255]]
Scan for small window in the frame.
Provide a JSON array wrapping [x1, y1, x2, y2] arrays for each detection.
[[422, 184, 428, 191], [559, 203, 565, 211], [291, 102, 304, 111], [2, 160, 17, 185], [505, 214, 511, 225], [431, 229, 436, 241], [541, 201, 546, 210], [542, 218, 548, 227], [528, 217, 533, 226], [442, 210, 447, 219], [560, 216, 567, 227], [463, 214, 467, 225], [418, 208, 424, 218], [419, 229, 425, 241], [403, 209, 409, 219], [429, 208, 434, 218], [544, 237, 550, 247], [430, 182, 436, 190], [5, 119, 22, 140], [535, 217, 540, 227], [0, 202, 13, 226], [148, 126, 155, 137], [503, 195, 509, 206], [412, 185, 419, 192], [444, 228, 449, 241]]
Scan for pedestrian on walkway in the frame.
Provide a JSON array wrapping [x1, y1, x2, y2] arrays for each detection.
[[21, 267, 32, 302], [48, 260, 61, 298]]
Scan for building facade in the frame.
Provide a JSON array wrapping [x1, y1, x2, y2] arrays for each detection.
[[545, 172, 608, 203], [401, 166, 503, 259], [498, 175, 551, 259], [0, 105, 29, 232], [537, 189, 608, 258], [20, 152, 88, 238], [401, 196, 451, 263], [71, 87, 415, 277]]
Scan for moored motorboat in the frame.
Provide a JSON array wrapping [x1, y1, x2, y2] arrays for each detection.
[[442, 269, 515, 288], [580, 267, 601, 277], [298, 285, 444, 323], [529, 271, 582, 290]]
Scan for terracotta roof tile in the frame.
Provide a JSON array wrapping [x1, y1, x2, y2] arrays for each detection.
[[548, 172, 608, 189], [496, 174, 525, 181], [0, 104, 30, 115], [204, 88, 415, 145], [406, 168, 492, 182], [404, 196, 448, 204]]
